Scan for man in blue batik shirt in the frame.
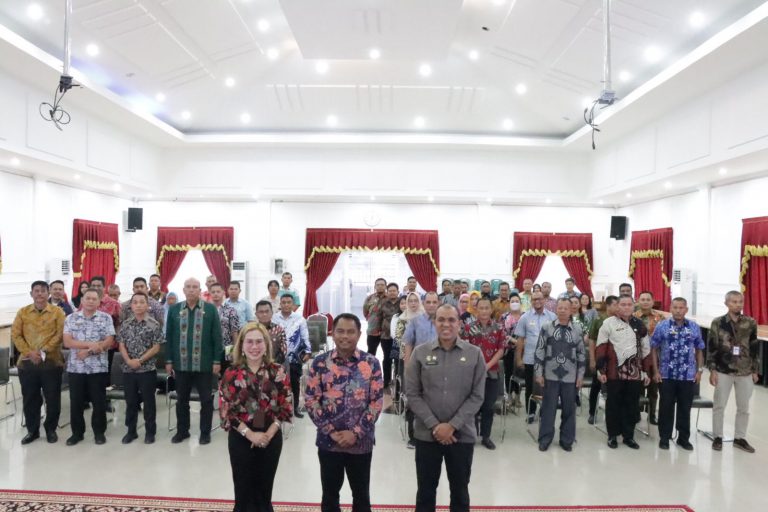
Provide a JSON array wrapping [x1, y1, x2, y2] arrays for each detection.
[[273, 294, 310, 418], [651, 297, 705, 451]]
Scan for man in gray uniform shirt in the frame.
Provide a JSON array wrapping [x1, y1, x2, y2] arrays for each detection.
[[406, 304, 486, 512]]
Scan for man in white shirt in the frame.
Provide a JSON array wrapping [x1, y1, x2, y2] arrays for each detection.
[[273, 294, 310, 417]]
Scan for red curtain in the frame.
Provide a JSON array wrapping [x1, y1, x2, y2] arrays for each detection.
[[156, 227, 234, 292], [303, 228, 440, 317], [512, 232, 594, 297], [740, 217, 768, 324], [628, 228, 673, 311], [72, 219, 120, 296]]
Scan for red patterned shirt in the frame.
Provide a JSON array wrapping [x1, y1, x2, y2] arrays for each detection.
[[219, 362, 293, 431], [460, 319, 506, 374]]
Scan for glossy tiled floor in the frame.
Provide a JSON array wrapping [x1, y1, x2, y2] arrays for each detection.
[[0, 365, 764, 512]]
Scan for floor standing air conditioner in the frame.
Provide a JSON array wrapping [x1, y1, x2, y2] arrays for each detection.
[[46, 258, 71, 285], [671, 268, 697, 315], [231, 261, 248, 300]]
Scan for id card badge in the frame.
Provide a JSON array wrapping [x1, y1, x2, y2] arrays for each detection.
[[732, 346, 741, 356]]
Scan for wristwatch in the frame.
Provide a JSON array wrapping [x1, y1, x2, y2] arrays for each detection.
[[696, 367, 704, 373]]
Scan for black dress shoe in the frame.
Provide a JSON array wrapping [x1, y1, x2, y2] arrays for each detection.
[[21, 432, 40, 445], [199, 433, 211, 445], [539, 443, 549, 452], [623, 438, 640, 449], [659, 439, 670, 450], [481, 438, 496, 450], [559, 441, 573, 452], [607, 437, 618, 449], [122, 432, 138, 444], [66, 435, 83, 446], [144, 434, 155, 445], [294, 411, 304, 419], [171, 432, 190, 444], [94, 434, 107, 445], [649, 415, 658, 426], [676, 440, 694, 451], [46, 431, 58, 443]]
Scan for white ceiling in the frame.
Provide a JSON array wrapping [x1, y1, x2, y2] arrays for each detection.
[[0, 0, 765, 139]]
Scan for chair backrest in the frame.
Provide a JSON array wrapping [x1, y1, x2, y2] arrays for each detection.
[[473, 279, 483, 292], [491, 279, 502, 296], [323, 313, 334, 335], [110, 352, 125, 389], [0, 347, 9, 383], [307, 322, 326, 353], [307, 314, 328, 334]]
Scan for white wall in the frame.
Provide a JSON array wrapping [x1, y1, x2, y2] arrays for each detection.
[[612, 176, 768, 317]]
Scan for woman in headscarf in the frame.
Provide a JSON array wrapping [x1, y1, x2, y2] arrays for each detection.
[[391, 292, 424, 400], [162, 292, 178, 337], [458, 293, 472, 325], [462, 290, 482, 325]]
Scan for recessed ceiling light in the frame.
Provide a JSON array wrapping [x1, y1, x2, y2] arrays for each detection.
[[155, 92, 166, 103], [10, 157, 21, 166], [266, 47, 279, 60], [427, 196, 434, 202], [369, 195, 376, 201], [27, 4, 43, 21], [315, 61, 329, 74], [181, 110, 191, 120], [85, 43, 99, 57], [326, 115, 338, 127], [224, 76, 236, 88], [486, 197, 493, 203], [664, 181, 673, 189], [619, 70, 632, 82], [625, 192, 633, 198], [257, 19, 271, 32], [113, 183, 122, 191], [545, 198, 552, 204], [198, 194, 204, 198], [644, 45, 664, 63], [240, 112, 251, 124], [719, 167, 728, 175], [146, 193, 153, 199], [689, 11, 706, 28], [598, 199, 605, 205], [73, 173, 81, 180], [515, 83, 527, 95], [468, 50, 479, 61], [413, 116, 425, 128], [419, 64, 432, 77], [502, 118, 514, 130], [369, 48, 381, 60], [252, 193, 259, 200]]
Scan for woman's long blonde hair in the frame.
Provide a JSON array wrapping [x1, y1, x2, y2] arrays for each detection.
[[232, 322, 273, 366]]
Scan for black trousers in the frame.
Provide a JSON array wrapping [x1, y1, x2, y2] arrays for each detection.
[[588, 376, 602, 416], [366, 335, 381, 356], [318, 449, 373, 512], [524, 364, 537, 415], [478, 377, 499, 439], [367, 335, 392, 387], [68, 372, 108, 437], [124, 371, 157, 435], [645, 381, 659, 418], [229, 429, 283, 512], [606, 379, 642, 440], [18, 363, 62, 435], [659, 379, 695, 443], [415, 440, 473, 512], [174, 371, 213, 436], [289, 363, 303, 411]]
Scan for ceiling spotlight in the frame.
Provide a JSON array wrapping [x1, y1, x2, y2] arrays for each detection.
[[427, 195, 434, 202], [369, 48, 381, 60], [689, 11, 706, 28], [10, 157, 21, 166], [315, 61, 329, 74], [251, 193, 259, 200], [719, 167, 728, 176], [369, 195, 376, 201], [515, 83, 527, 95], [625, 192, 633, 198], [413, 116, 425, 128], [27, 3, 44, 21], [266, 47, 279, 60], [664, 181, 673, 189], [486, 197, 493, 203], [326, 115, 338, 127], [502, 118, 514, 130], [146, 193, 153, 199], [257, 19, 271, 32], [618, 70, 632, 82], [598, 199, 605, 205], [85, 43, 99, 57], [181, 110, 191, 120], [419, 64, 432, 77], [113, 183, 122, 191], [225, 76, 236, 88], [73, 173, 81, 180], [155, 92, 166, 103], [468, 50, 479, 61], [240, 112, 251, 124], [545, 198, 553, 204], [644, 45, 664, 63]]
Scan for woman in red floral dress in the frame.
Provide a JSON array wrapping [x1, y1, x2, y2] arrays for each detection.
[[219, 322, 293, 512]]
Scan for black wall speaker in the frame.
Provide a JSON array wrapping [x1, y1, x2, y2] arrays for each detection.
[[610, 216, 627, 240], [127, 207, 143, 231]]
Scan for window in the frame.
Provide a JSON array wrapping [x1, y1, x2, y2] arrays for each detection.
[[535, 255, 581, 297], [166, 250, 211, 297]]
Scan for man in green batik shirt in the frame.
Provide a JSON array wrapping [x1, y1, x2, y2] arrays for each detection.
[[165, 277, 223, 445]]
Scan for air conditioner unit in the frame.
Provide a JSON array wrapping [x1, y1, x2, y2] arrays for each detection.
[[671, 268, 697, 315], [46, 258, 71, 284], [231, 261, 249, 300]]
